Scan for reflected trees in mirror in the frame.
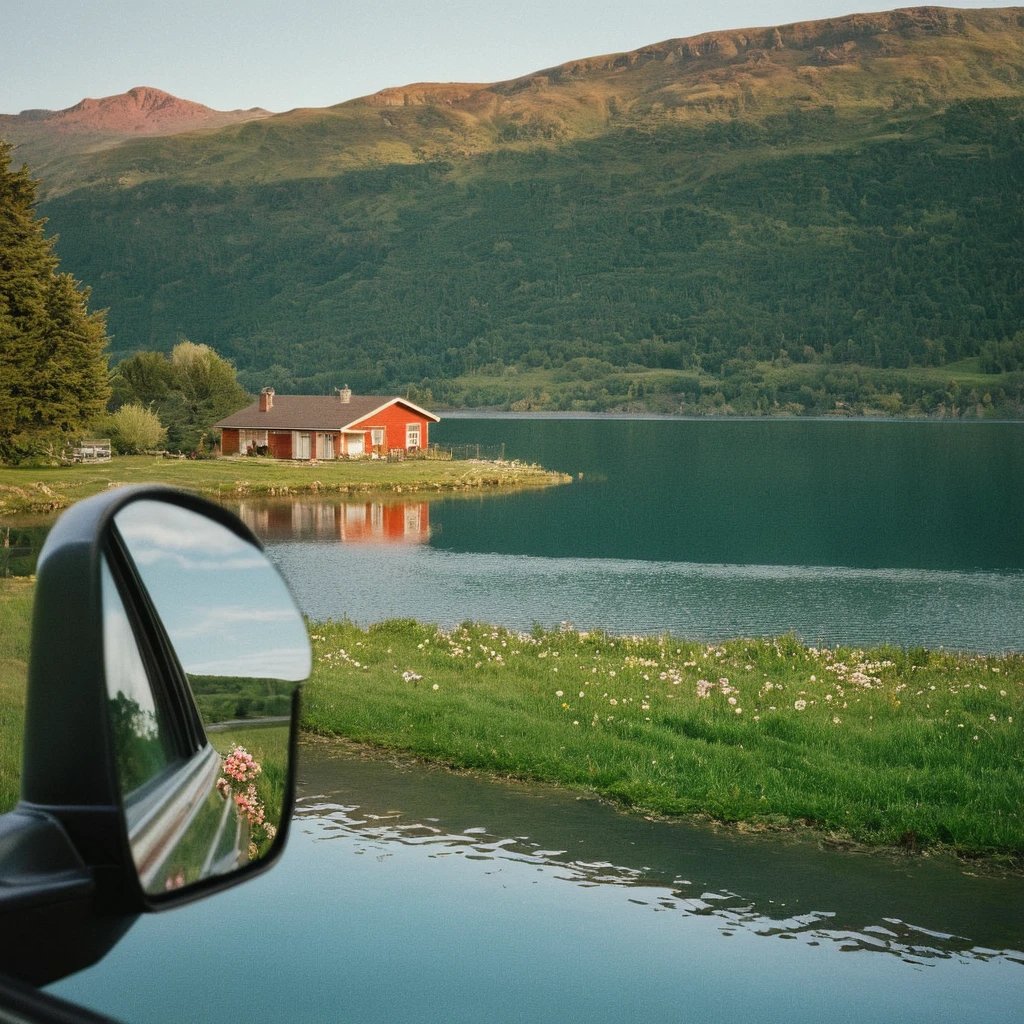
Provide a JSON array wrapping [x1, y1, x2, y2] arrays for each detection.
[[102, 498, 311, 893]]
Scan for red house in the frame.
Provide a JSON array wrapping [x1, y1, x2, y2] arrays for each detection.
[[215, 388, 440, 460]]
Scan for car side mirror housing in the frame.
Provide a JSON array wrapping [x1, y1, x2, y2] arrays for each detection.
[[0, 487, 310, 986]]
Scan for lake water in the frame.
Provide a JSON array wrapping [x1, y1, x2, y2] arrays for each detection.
[[51, 741, 1024, 1022], [44, 417, 1024, 1020], [262, 417, 1024, 651]]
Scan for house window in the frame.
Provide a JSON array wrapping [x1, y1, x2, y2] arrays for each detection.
[[293, 432, 312, 460], [371, 428, 385, 449], [406, 423, 421, 450]]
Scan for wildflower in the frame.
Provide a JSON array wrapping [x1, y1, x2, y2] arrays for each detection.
[[579, 692, 585, 698], [1000, 690, 1007, 697], [734, 707, 743, 715], [609, 699, 618, 706], [728, 696, 737, 706], [832, 716, 841, 725], [432, 683, 439, 691], [696, 680, 713, 698], [562, 703, 569, 709], [794, 699, 807, 711], [402, 670, 423, 683], [555, 690, 563, 697], [223, 747, 261, 783], [573, 721, 579, 726], [990, 714, 997, 722]]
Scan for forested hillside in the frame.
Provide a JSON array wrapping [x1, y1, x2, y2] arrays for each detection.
[[10, 7, 1024, 415]]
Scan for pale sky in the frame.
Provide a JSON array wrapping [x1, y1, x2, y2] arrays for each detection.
[[1, 2, 1003, 115]]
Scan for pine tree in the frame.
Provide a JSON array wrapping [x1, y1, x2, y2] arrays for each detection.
[[0, 142, 110, 463]]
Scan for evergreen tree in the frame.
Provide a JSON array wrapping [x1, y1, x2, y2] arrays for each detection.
[[0, 142, 109, 462]]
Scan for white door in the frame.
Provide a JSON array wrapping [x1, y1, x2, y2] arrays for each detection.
[[293, 432, 311, 460], [347, 434, 364, 456]]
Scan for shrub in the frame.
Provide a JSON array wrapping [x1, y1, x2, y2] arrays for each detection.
[[110, 403, 166, 454]]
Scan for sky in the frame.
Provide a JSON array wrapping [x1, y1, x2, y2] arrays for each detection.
[[1, 1, 1003, 115]]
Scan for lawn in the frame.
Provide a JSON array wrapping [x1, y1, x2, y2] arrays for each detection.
[[0, 454, 570, 516]]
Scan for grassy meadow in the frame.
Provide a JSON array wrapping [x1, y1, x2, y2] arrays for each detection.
[[3, 577, 1022, 862], [0, 454, 570, 516], [303, 618, 1023, 860], [0, 580, 31, 812]]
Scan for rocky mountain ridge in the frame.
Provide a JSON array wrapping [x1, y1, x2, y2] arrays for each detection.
[[0, 86, 271, 167]]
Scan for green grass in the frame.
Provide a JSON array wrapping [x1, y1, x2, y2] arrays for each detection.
[[0, 454, 570, 516], [4, 578, 1022, 860], [303, 619, 1024, 859], [0, 580, 31, 811]]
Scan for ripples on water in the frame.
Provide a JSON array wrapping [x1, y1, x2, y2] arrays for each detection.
[[270, 542, 1024, 652], [294, 749, 1024, 975], [297, 801, 1024, 970]]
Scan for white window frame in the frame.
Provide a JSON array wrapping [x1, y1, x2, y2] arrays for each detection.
[[370, 428, 385, 448], [406, 423, 421, 449]]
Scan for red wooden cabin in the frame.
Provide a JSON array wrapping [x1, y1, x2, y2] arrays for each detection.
[[216, 387, 440, 460]]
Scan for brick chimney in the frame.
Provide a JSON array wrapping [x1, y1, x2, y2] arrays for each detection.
[[259, 387, 275, 412], [337, 385, 352, 404]]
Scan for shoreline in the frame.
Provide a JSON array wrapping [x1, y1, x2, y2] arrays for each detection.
[[0, 454, 572, 517], [302, 618, 1024, 865], [297, 731, 1024, 878]]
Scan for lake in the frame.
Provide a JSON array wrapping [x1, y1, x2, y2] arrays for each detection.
[[51, 740, 1024, 1023], [262, 417, 1024, 651], [45, 417, 1024, 1021]]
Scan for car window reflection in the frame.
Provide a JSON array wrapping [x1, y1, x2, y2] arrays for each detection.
[[101, 558, 177, 795]]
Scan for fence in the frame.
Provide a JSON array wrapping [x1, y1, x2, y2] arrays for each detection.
[[411, 443, 507, 462]]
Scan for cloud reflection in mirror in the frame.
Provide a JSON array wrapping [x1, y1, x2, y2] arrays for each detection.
[[113, 500, 311, 684]]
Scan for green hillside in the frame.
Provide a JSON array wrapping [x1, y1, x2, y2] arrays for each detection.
[[11, 6, 1024, 415]]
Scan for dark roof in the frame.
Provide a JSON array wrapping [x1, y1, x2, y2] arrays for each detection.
[[214, 395, 439, 431]]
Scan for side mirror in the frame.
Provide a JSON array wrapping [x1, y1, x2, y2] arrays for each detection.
[[0, 487, 310, 985]]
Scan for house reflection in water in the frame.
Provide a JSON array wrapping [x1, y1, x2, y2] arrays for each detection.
[[235, 500, 430, 545]]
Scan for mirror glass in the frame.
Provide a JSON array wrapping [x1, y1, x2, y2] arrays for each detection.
[[103, 498, 311, 895]]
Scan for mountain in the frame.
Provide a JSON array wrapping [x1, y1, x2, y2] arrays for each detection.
[[0, 87, 271, 182], [5, 7, 1024, 416]]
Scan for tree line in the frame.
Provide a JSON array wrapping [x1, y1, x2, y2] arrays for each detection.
[[0, 142, 249, 464]]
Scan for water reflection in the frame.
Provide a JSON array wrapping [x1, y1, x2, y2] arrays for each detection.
[[235, 499, 430, 545], [296, 744, 1024, 970]]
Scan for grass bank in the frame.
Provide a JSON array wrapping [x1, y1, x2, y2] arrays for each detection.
[[303, 619, 1023, 861], [3, 580, 1021, 862], [0, 455, 571, 516], [0, 580, 31, 812]]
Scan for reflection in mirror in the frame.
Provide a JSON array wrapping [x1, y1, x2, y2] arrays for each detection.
[[105, 499, 311, 894], [101, 560, 176, 796]]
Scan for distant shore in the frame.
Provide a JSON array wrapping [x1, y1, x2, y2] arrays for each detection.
[[0, 454, 572, 517]]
